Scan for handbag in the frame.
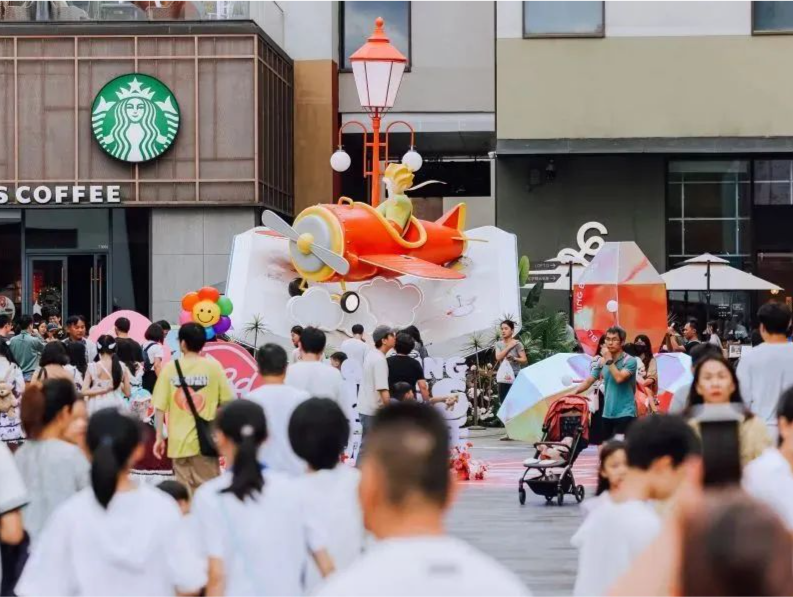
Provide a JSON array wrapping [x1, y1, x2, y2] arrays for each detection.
[[496, 358, 515, 384], [174, 360, 218, 458]]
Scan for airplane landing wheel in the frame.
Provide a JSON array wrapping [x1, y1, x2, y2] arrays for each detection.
[[340, 291, 360, 314], [288, 278, 305, 297]]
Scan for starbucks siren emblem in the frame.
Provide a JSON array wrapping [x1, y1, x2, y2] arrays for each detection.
[[91, 74, 180, 163]]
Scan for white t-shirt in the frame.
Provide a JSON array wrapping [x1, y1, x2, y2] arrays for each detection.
[[744, 448, 793, 530], [572, 499, 661, 596], [246, 383, 310, 475], [359, 349, 389, 416], [285, 360, 344, 405], [579, 490, 613, 519], [16, 485, 205, 596], [316, 535, 529, 597], [143, 341, 164, 363], [340, 337, 369, 369], [291, 347, 302, 364], [0, 442, 27, 591], [14, 439, 90, 542], [737, 342, 793, 432], [297, 466, 365, 592], [191, 470, 326, 597]]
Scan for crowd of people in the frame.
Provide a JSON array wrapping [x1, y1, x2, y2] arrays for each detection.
[[570, 300, 793, 595], [3, 298, 793, 596], [0, 313, 521, 597]]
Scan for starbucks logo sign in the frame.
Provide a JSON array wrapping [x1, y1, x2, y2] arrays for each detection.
[[92, 74, 180, 163]]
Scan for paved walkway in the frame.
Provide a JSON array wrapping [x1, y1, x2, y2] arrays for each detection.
[[446, 430, 598, 595]]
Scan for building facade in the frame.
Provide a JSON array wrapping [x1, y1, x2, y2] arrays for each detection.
[[0, 3, 293, 323], [280, 1, 496, 226], [496, 0, 793, 330]]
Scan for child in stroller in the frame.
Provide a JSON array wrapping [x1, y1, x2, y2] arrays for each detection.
[[518, 395, 590, 506]]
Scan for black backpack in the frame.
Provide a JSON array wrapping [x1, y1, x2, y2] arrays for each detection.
[[141, 341, 158, 393]]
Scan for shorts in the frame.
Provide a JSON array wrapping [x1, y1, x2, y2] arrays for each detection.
[[602, 416, 635, 440], [172, 454, 220, 495]]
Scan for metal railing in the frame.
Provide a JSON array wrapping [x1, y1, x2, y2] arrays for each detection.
[[0, 1, 250, 23]]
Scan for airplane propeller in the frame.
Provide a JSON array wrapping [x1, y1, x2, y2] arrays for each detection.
[[262, 210, 350, 276]]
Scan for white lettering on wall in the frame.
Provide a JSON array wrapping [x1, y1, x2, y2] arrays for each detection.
[[0, 185, 122, 205]]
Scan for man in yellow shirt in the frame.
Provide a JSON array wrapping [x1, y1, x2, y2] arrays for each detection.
[[152, 322, 234, 493]]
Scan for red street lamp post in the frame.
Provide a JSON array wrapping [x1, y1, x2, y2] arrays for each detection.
[[330, 17, 422, 207]]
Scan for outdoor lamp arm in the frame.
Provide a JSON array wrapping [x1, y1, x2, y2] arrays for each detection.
[[384, 120, 416, 164], [338, 120, 370, 178]]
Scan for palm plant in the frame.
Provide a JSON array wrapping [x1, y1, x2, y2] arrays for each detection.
[[241, 314, 267, 349]]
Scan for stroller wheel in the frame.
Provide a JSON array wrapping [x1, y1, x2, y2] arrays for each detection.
[[557, 487, 565, 506], [518, 487, 526, 505], [575, 485, 585, 503]]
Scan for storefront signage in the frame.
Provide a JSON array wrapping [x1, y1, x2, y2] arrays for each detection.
[[92, 73, 180, 163], [0, 185, 121, 205]]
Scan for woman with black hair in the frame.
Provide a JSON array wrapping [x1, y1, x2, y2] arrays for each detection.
[[16, 409, 205, 596], [0, 339, 24, 446], [32, 341, 83, 389], [402, 325, 429, 360], [685, 353, 771, 467], [82, 335, 131, 415], [191, 400, 334, 596], [63, 340, 88, 381], [14, 379, 88, 542], [633, 335, 658, 398]]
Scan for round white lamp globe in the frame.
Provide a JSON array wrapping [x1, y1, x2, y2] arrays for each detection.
[[402, 149, 423, 172], [606, 300, 619, 313], [330, 149, 351, 172]]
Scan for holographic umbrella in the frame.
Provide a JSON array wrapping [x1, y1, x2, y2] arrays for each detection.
[[497, 353, 591, 442]]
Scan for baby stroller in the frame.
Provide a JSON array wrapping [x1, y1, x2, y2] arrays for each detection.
[[518, 395, 590, 506]]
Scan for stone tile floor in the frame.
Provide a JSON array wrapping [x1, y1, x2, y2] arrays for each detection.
[[446, 430, 598, 595]]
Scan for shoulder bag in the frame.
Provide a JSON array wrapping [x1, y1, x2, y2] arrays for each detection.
[[174, 359, 218, 458]]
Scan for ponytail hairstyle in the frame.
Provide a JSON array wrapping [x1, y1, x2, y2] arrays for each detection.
[[96, 335, 123, 390], [217, 400, 267, 501], [20, 378, 78, 439], [86, 410, 142, 508]]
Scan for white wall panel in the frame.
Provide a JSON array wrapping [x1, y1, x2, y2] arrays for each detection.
[[606, 1, 750, 37], [497, 0, 523, 39]]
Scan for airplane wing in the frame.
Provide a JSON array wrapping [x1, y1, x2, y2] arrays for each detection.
[[359, 254, 465, 280]]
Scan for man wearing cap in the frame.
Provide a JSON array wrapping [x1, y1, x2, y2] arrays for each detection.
[[359, 325, 396, 453]]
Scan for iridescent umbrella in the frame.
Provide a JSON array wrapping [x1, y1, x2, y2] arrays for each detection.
[[497, 353, 591, 442]]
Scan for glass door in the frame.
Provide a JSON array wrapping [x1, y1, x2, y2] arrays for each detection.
[[28, 257, 66, 321], [757, 253, 793, 308], [92, 254, 108, 325]]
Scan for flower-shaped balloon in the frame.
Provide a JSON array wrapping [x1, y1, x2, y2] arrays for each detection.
[[179, 287, 233, 340]]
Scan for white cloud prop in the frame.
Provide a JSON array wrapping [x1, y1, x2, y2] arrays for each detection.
[[287, 287, 344, 331], [358, 277, 423, 329], [340, 294, 378, 337]]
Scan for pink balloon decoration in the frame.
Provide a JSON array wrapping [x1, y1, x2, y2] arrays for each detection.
[[179, 310, 192, 325], [214, 316, 232, 335]]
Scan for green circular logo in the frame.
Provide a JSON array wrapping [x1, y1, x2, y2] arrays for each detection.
[[91, 73, 180, 163]]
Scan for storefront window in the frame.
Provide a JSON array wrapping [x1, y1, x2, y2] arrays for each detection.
[[523, 1, 604, 38], [341, 1, 410, 69], [667, 160, 750, 260], [755, 159, 793, 205], [0, 1, 249, 22], [753, 1, 793, 34], [112, 209, 150, 316], [25, 209, 110, 252], [0, 211, 22, 320]]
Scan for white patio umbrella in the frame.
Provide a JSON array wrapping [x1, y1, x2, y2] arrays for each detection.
[[661, 253, 782, 321]]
